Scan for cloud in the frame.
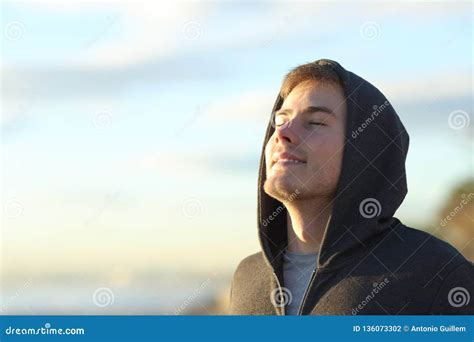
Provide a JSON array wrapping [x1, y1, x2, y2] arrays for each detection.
[[2, 0, 471, 125], [6, 0, 471, 72], [74, 2, 211, 69], [2, 53, 226, 100], [130, 146, 259, 175], [203, 88, 276, 125], [378, 70, 472, 104]]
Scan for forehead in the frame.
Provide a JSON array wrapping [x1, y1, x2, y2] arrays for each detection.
[[281, 81, 347, 115]]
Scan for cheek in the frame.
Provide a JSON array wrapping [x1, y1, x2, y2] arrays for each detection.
[[264, 138, 275, 167], [306, 132, 345, 164]]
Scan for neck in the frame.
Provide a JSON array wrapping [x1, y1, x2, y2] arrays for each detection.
[[285, 198, 333, 254]]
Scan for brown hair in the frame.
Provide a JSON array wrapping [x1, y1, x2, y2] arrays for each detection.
[[280, 61, 344, 99]]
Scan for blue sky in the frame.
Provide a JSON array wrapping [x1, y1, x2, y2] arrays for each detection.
[[1, 1, 472, 277]]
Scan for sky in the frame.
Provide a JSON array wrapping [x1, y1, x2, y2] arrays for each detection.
[[1, 0, 472, 279]]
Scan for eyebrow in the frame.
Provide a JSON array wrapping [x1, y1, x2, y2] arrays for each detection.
[[275, 106, 336, 117]]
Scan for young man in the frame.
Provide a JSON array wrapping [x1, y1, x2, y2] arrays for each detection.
[[228, 59, 473, 315]]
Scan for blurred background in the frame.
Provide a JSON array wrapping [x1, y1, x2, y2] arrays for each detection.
[[1, 0, 472, 315]]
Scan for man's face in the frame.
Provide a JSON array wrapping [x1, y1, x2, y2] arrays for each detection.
[[264, 80, 347, 202]]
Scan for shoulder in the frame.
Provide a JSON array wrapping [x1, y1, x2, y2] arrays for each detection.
[[230, 251, 275, 291], [236, 251, 266, 266], [232, 251, 270, 279], [382, 223, 469, 272], [430, 260, 474, 314], [401, 225, 468, 265], [228, 251, 276, 315], [388, 224, 473, 313], [371, 222, 472, 290]]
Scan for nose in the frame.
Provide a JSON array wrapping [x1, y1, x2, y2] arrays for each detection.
[[274, 119, 300, 145]]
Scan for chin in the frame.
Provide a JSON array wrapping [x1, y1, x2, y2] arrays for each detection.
[[263, 176, 301, 202]]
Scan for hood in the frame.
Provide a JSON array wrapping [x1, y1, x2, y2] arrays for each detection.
[[257, 59, 409, 272]]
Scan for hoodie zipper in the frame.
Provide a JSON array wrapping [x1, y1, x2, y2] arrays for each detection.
[[298, 269, 317, 315], [274, 268, 318, 316], [269, 216, 331, 316], [272, 272, 285, 316], [297, 215, 331, 315]]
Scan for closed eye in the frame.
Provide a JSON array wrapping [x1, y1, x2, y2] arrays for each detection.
[[309, 122, 326, 126]]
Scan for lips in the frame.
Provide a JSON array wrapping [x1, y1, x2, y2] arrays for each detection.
[[272, 151, 306, 167]]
